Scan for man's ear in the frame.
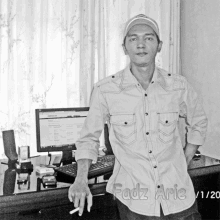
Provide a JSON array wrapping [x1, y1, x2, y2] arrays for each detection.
[[122, 44, 128, 55], [157, 41, 163, 52]]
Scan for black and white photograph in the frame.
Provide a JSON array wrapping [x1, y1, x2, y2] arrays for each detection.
[[0, 0, 219, 219]]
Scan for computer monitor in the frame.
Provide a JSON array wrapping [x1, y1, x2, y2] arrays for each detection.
[[35, 107, 89, 164]]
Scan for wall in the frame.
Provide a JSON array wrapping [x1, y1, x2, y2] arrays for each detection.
[[180, 0, 220, 159]]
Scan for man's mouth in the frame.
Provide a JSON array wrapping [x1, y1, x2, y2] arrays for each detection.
[[136, 52, 148, 57]]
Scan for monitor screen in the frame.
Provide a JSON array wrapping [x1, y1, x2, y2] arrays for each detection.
[[35, 107, 89, 152]]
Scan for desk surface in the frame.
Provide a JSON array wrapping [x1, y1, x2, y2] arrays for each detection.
[[0, 154, 219, 196], [0, 154, 219, 217]]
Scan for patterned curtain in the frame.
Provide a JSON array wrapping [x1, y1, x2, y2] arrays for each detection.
[[0, 0, 180, 157]]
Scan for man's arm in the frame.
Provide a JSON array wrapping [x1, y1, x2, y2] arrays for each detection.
[[68, 84, 109, 216], [75, 159, 92, 180], [184, 143, 199, 167], [179, 80, 208, 166]]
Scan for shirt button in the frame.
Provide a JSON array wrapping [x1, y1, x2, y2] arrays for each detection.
[[157, 185, 160, 188], [112, 76, 115, 78], [168, 73, 171, 76], [145, 94, 147, 97], [146, 132, 149, 135], [145, 113, 148, 116], [154, 165, 157, 168], [124, 122, 127, 125], [149, 150, 152, 153], [151, 81, 154, 84]]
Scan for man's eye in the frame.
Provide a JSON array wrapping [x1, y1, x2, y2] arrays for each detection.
[[130, 38, 137, 42], [146, 37, 153, 41]]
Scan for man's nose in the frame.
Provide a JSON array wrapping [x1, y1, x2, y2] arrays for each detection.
[[137, 39, 145, 48]]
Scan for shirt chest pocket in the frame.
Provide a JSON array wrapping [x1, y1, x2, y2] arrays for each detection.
[[110, 114, 137, 146], [157, 111, 179, 144]]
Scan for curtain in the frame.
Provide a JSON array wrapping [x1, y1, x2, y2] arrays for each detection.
[[0, 0, 180, 157]]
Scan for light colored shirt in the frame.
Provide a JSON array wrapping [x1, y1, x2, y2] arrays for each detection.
[[75, 65, 208, 217]]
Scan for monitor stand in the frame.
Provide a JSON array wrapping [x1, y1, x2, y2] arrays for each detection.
[[61, 150, 75, 165], [46, 151, 75, 167], [46, 152, 60, 168]]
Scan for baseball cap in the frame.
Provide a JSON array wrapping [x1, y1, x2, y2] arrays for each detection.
[[123, 14, 160, 40]]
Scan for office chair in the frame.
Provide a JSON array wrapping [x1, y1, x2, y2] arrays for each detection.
[[104, 124, 114, 155], [103, 124, 114, 181]]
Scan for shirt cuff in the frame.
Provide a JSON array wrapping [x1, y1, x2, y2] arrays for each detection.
[[75, 148, 99, 163], [187, 130, 206, 146]]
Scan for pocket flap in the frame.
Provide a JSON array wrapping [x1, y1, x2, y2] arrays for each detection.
[[110, 114, 135, 125], [157, 109, 179, 114], [157, 111, 179, 125]]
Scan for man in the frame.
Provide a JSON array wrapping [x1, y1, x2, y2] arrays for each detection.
[[68, 14, 207, 219]]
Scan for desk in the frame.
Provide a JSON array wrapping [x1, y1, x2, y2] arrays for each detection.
[[0, 155, 220, 220]]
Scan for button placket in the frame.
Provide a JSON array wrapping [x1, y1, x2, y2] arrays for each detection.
[[143, 90, 150, 140], [148, 140, 160, 188], [147, 141, 160, 184]]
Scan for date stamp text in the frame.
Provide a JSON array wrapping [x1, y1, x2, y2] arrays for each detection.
[[196, 191, 220, 199]]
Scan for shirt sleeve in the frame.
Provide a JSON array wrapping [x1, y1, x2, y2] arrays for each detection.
[[75, 84, 109, 163], [179, 80, 208, 146]]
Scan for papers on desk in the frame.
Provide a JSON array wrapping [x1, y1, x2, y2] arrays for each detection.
[[35, 165, 54, 175]]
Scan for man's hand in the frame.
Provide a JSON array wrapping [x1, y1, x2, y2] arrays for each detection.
[[184, 143, 200, 167], [68, 158, 93, 216], [68, 178, 93, 216]]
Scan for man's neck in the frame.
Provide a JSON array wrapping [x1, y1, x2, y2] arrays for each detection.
[[130, 63, 155, 90]]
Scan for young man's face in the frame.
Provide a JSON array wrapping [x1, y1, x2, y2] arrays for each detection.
[[123, 24, 162, 67]]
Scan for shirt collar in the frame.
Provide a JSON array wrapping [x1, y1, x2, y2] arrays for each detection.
[[119, 65, 137, 89], [120, 64, 158, 89], [120, 64, 174, 90]]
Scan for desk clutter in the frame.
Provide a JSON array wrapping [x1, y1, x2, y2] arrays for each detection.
[[35, 165, 55, 175], [1, 128, 115, 194], [2, 130, 34, 172]]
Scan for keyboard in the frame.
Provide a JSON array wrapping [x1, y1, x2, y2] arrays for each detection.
[[54, 155, 115, 180]]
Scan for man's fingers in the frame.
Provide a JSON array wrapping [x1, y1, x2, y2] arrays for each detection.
[[68, 189, 74, 202], [87, 193, 93, 212], [78, 192, 86, 216], [74, 194, 81, 208]]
